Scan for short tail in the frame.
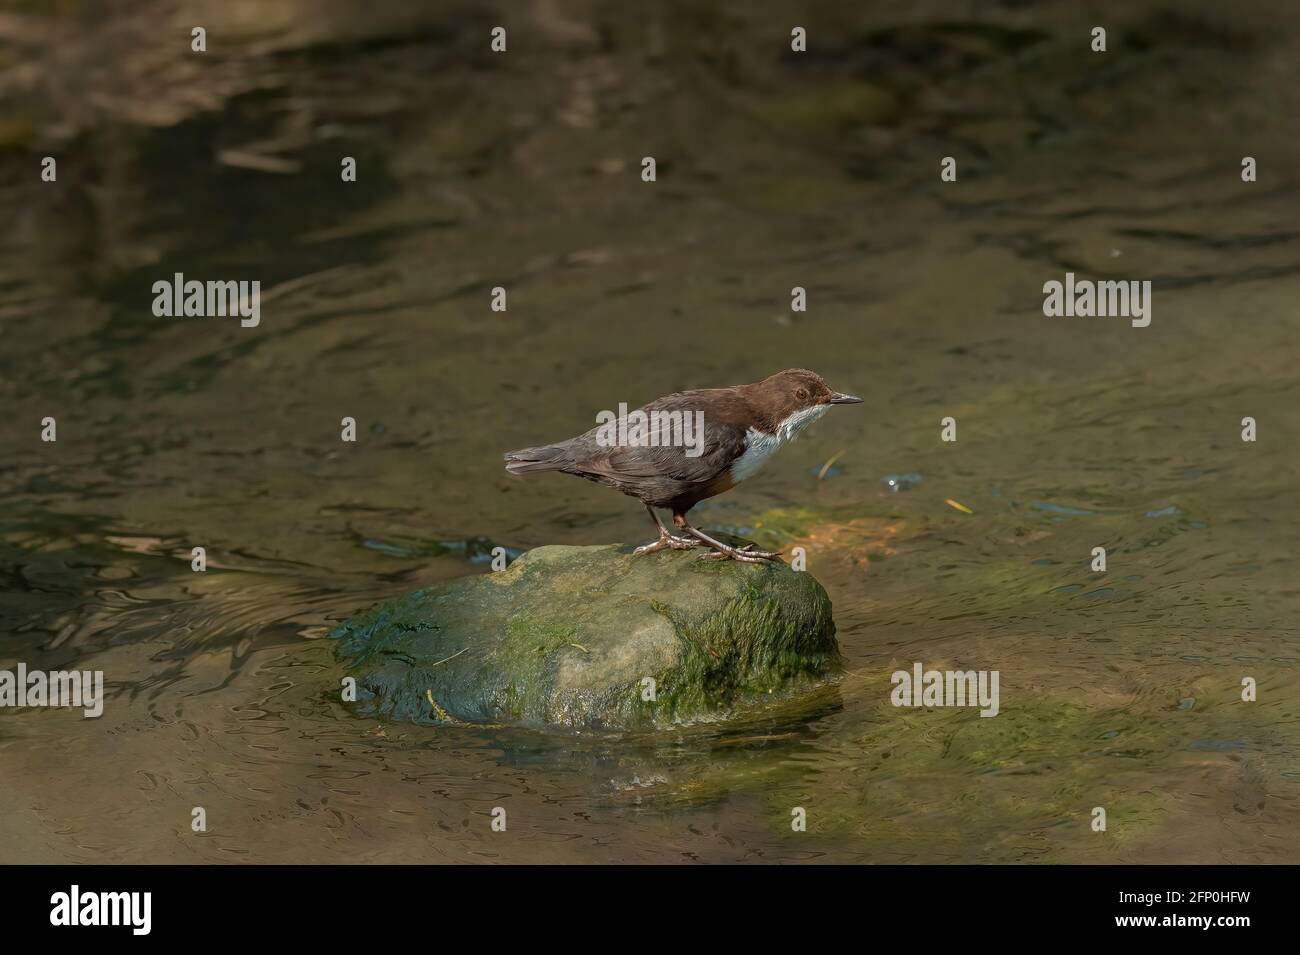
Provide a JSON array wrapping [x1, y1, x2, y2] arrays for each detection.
[[504, 443, 571, 475]]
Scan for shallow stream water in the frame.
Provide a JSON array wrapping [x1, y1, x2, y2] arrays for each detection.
[[1, 0, 1298, 863]]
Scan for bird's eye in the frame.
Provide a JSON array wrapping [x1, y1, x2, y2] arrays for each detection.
[[795, 387, 808, 400]]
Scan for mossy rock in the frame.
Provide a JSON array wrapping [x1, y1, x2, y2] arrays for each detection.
[[331, 544, 840, 730]]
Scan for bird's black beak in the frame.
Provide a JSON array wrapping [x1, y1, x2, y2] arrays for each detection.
[[829, 392, 863, 404]]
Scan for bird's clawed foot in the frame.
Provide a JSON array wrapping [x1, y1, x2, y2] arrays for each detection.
[[633, 532, 701, 555], [697, 541, 783, 563], [674, 517, 783, 563], [636, 505, 703, 555], [643, 507, 782, 562]]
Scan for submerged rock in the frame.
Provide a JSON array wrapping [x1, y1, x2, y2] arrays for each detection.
[[331, 544, 839, 730]]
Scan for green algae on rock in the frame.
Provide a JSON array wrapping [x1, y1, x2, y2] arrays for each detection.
[[331, 544, 840, 730]]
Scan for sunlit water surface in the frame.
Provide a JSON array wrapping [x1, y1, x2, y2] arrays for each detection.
[[1, 0, 1298, 863]]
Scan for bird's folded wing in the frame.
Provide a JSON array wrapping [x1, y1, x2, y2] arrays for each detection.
[[579, 418, 749, 486]]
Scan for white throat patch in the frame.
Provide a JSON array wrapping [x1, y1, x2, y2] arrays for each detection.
[[731, 404, 831, 482]]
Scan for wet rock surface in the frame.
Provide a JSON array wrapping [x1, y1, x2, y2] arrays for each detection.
[[332, 544, 839, 730]]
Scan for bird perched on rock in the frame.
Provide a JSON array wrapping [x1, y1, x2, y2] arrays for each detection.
[[504, 369, 861, 562]]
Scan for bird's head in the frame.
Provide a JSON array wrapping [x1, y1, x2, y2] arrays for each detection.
[[744, 368, 862, 435]]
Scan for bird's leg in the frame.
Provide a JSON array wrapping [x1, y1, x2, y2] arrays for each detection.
[[633, 505, 700, 555], [672, 512, 782, 563]]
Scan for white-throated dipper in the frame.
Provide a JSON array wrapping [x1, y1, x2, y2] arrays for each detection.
[[504, 369, 862, 562]]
